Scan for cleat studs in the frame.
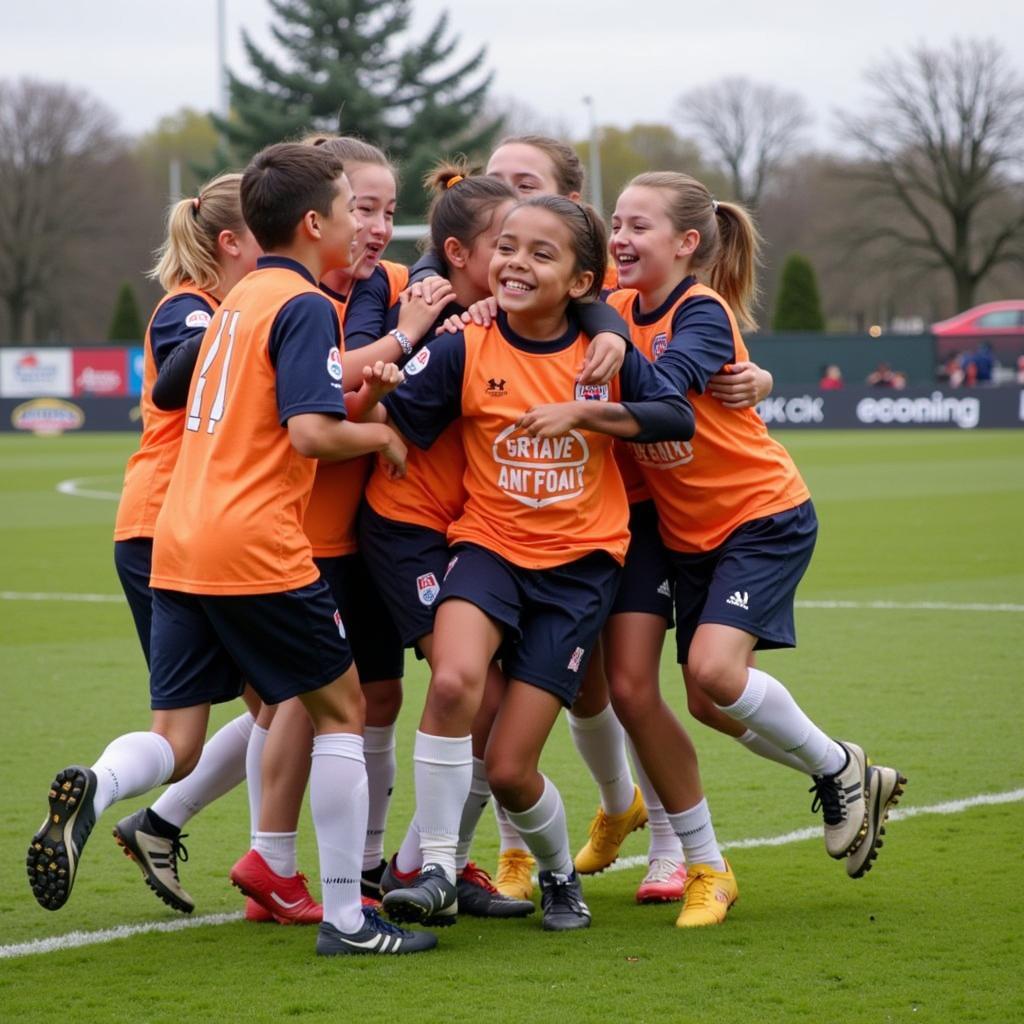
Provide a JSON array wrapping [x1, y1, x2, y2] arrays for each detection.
[[62, 781, 72, 792], [67, 797, 76, 807], [52, 814, 60, 824]]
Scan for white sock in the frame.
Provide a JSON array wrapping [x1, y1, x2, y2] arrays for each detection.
[[666, 798, 725, 871], [91, 732, 176, 816], [151, 712, 254, 829], [626, 737, 683, 864], [455, 757, 491, 872], [395, 820, 422, 875], [567, 705, 636, 816], [363, 724, 396, 871], [413, 731, 472, 883], [737, 728, 812, 774], [493, 802, 526, 854], [717, 668, 846, 776], [253, 831, 298, 878], [245, 724, 269, 844], [504, 775, 573, 877], [310, 732, 367, 934]]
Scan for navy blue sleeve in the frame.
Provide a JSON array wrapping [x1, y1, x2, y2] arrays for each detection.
[[407, 250, 447, 286], [575, 299, 632, 347], [618, 346, 695, 443], [653, 294, 737, 395], [268, 293, 347, 425], [382, 332, 466, 449], [342, 265, 393, 351], [152, 335, 201, 410], [149, 294, 214, 370]]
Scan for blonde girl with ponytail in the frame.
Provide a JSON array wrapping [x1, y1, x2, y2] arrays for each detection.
[[110, 173, 264, 917]]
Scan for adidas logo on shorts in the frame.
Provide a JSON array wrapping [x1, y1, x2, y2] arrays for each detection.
[[657, 579, 671, 597], [726, 591, 749, 611]]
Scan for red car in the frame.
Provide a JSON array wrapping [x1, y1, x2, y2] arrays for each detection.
[[932, 300, 1024, 336]]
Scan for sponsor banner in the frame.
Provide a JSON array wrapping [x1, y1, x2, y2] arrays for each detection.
[[1, 397, 141, 433], [127, 347, 145, 397], [756, 388, 1024, 429], [0, 348, 72, 397], [72, 348, 128, 396]]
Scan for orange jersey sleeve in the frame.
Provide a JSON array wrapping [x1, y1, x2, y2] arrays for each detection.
[[608, 285, 810, 553], [114, 285, 217, 541], [381, 259, 410, 303], [151, 263, 345, 594]]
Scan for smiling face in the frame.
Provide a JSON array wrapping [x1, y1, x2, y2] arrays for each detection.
[[486, 143, 563, 199], [346, 162, 397, 280], [611, 185, 698, 293], [488, 205, 593, 324]]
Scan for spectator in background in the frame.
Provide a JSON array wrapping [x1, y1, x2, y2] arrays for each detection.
[[866, 362, 906, 389], [961, 343, 994, 386], [819, 364, 843, 390]]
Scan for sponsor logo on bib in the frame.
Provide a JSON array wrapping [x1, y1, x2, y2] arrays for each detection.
[[574, 382, 609, 402], [492, 424, 589, 508], [185, 309, 212, 329], [628, 439, 694, 469], [326, 346, 343, 381]]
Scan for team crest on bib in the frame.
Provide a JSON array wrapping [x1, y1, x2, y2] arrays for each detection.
[[185, 309, 211, 329], [574, 382, 609, 402], [326, 346, 343, 381], [404, 348, 430, 376], [416, 572, 440, 606], [492, 424, 589, 508], [652, 332, 669, 359]]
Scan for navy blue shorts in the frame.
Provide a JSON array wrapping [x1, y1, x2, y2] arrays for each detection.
[[315, 553, 404, 684], [670, 500, 818, 664], [114, 538, 156, 666], [439, 543, 621, 707], [609, 500, 674, 623], [149, 578, 352, 710], [358, 503, 450, 648]]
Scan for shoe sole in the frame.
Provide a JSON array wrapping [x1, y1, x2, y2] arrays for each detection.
[[26, 767, 96, 911], [459, 900, 536, 919], [542, 914, 592, 932], [636, 889, 685, 904], [228, 878, 321, 926], [576, 819, 647, 876], [112, 826, 194, 915], [381, 891, 458, 928], [847, 767, 907, 879]]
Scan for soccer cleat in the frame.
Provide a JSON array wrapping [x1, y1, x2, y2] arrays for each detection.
[[379, 854, 418, 895], [635, 858, 687, 904], [361, 858, 388, 900], [229, 849, 322, 925], [26, 766, 97, 911], [574, 785, 648, 875], [495, 848, 536, 900], [846, 765, 906, 879], [381, 863, 458, 927], [112, 808, 194, 914], [457, 861, 535, 918], [538, 869, 591, 931], [675, 859, 738, 928], [810, 741, 869, 859], [245, 896, 274, 922], [316, 907, 437, 956]]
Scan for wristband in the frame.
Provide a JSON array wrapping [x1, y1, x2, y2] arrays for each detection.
[[388, 328, 414, 357]]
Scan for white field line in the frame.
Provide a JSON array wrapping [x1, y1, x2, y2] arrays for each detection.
[[1, 787, 1021, 960], [56, 478, 121, 501], [2, 591, 1023, 614]]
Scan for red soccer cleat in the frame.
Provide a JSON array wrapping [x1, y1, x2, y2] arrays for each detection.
[[230, 849, 322, 925]]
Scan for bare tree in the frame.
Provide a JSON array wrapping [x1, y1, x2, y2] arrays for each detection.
[[675, 77, 810, 207], [838, 39, 1024, 312], [0, 79, 144, 343]]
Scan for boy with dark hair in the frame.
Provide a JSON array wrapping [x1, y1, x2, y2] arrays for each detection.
[[26, 142, 434, 957]]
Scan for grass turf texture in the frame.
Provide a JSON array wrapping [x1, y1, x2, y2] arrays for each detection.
[[0, 430, 1021, 1023]]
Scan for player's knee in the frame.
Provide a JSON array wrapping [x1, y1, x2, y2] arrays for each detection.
[[165, 734, 205, 782], [685, 684, 723, 727], [427, 665, 478, 721], [607, 671, 659, 730], [363, 680, 402, 726], [684, 651, 742, 705], [485, 754, 532, 808]]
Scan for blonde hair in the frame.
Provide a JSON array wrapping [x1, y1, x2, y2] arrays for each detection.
[[630, 171, 763, 331], [148, 173, 245, 292], [496, 135, 584, 197]]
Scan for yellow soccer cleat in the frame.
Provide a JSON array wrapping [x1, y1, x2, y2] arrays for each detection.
[[494, 848, 536, 901], [675, 859, 738, 928], [573, 786, 648, 875]]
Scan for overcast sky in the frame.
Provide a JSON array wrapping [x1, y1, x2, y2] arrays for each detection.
[[4, 0, 1020, 144]]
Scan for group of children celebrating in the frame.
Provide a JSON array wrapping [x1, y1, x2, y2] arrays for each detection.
[[26, 131, 905, 957]]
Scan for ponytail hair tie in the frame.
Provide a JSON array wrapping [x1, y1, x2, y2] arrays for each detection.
[[191, 196, 202, 217], [445, 174, 464, 190], [711, 198, 720, 213]]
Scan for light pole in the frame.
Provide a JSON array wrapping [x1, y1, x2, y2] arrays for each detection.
[[583, 95, 603, 217], [216, 0, 230, 119]]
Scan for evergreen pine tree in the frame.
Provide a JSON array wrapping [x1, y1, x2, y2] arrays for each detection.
[[772, 253, 826, 331], [215, 0, 501, 218], [107, 282, 143, 341]]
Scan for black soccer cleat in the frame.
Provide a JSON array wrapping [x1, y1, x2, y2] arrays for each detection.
[[381, 863, 458, 927], [539, 869, 591, 932], [316, 907, 438, 956], [360, 857, 388, 901], [457, 861, 535, 918], [26, 766, 98, 911]]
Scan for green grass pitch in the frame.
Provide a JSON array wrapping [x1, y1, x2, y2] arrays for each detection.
[[0, 430, 1021, 1023]]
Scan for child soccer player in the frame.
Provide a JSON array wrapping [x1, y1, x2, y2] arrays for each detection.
[[26, 143, 434, 957], [608, 171, 905, 881], [379, 195, 695, 931]]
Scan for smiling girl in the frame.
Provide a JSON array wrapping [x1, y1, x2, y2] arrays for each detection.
[[379, 196, 695, 932]]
